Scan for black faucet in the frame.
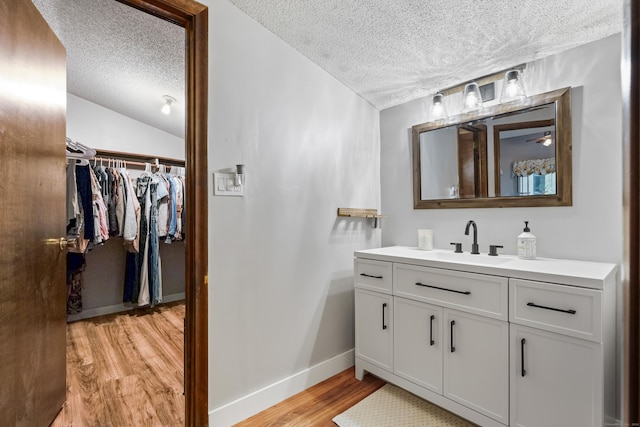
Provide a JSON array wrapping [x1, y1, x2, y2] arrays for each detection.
[[465, 220, 480, 254]]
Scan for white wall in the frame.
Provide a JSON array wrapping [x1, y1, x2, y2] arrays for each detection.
[[66, 93, 186, 319], [67, 93, 185, 160], [380, 34, 623, 266], [205, 1, 381, 425]]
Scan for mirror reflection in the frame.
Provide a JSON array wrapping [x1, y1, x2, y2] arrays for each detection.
[[412, 87, 571, 209]]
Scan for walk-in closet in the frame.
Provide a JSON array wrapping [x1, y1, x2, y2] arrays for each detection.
[[32, 0, 188, 424]]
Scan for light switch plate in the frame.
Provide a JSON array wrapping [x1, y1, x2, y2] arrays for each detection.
[[213, 172, 244, 196]]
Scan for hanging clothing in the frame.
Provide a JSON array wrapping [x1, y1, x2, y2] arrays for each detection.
[[75, 164, 95, 242]]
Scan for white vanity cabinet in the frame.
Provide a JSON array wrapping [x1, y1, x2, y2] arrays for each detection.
[[393, 297, 443, 393], [355, 288, 393, 372], [354, 246, 617, 427], [354, 259, 394, 372], [509, 279, 607, 427], [443, 308, 509, 424]]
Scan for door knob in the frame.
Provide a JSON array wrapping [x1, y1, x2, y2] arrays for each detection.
[[59, 237, 78, 250]]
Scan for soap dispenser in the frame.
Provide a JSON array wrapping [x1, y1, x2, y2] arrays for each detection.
[[517, 221, 536, 259]]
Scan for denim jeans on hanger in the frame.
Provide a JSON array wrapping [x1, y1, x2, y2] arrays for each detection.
[[148, 182, 161, 305], [165, 173, 177, 243]]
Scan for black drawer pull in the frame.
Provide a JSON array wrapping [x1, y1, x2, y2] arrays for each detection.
[[450, 320, 456, 353], [429, 314, 435, 346], [360, 273, 383, 279], [521, 338, 526, 377], [382, 303, 387, 330], [526, 302, 576, 315], [416, 282, 471, 295]]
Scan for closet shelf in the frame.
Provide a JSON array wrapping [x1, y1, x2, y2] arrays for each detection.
[[94, 149, 186, 167]]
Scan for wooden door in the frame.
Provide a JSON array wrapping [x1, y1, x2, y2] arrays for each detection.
[[457, 124, 488, 198], [0, 1, 67, 425]]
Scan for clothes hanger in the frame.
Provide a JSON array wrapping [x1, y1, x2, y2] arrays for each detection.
[[65, 137, 96, 162]]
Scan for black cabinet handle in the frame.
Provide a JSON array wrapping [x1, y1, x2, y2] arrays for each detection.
[[526, 302, 576, 315], [382, 303, 387, 330], [360, 273, 383, 279], [521, 338, 526, 377], [416, 282, 471, 295], [429, 315, 435, 346], [450, 320, 456, 352]]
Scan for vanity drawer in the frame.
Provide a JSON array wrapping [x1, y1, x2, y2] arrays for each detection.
[[510, 279, 602, 342], [394, 264, 508, 320], [354, 259, 393, 293]]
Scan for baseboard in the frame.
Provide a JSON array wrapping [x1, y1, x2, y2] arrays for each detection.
[[209, 349, 355, 427], [66, 292, 185, 322], [604, 416, 622, 426]]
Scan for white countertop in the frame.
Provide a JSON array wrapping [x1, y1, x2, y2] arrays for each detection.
[[354, 246, 618, 290]]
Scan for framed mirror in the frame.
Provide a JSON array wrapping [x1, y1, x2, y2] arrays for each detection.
[[412, 87, 572, 208]]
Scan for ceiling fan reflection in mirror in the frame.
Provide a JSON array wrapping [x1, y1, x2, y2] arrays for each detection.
[[527, 131, 553, 146]]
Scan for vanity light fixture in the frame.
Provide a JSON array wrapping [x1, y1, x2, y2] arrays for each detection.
[[161, 95, 176, 115], [430, 92, 448, 121], [500, 69, 527, 103], [461, 82, 483, 112]]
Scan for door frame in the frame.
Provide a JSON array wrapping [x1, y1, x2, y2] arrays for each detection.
[[624, 0, 639, 424], [117, 1, 208, 425]]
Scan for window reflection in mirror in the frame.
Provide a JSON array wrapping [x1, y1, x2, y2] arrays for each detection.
[[493, 104, 556, 197], [412, 87, 571, 209]]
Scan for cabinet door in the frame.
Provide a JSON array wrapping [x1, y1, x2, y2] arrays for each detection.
[[355, 289, 393, 371], [444, 309, 509, 424], [394, 297, 443, 393], [510, 324, 602, 427]]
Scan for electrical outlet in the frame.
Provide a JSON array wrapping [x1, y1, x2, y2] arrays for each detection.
[[213, 172, 244, 197]]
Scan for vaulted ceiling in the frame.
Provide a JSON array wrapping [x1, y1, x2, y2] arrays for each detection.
[[32, 0, 623, 139]]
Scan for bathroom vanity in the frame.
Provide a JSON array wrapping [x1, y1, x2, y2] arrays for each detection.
[[354, 246, 617, 427]]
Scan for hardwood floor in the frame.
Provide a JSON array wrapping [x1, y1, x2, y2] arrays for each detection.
[[52, 303, 381, 426], [52, 301, 185, 427], [233, 367, 385, 427]]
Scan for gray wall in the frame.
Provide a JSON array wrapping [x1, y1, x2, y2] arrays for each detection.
[[206, 0, 381, 424]]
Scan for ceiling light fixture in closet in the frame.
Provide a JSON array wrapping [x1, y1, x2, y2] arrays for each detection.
[[161, 95, 176, 115]]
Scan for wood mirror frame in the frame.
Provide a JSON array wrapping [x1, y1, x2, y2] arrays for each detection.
[[412, 87, 572, 209]]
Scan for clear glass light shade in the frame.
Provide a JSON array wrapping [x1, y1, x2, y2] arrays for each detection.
[[461, 82, 483, 112], [430, 93, 448, 120], [500, 70, 527, 103]]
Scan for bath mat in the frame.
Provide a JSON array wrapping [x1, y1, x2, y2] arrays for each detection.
[[332, 384, 475, 427]]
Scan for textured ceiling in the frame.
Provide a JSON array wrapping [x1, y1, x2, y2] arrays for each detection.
[[227, 0, 623, 110], [30, 0, 623, 138], [32, 0, 185, 138]]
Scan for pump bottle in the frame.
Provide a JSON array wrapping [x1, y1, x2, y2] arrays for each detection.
[[517, 221, 536, 259]]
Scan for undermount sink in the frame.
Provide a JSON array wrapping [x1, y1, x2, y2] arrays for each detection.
[[428, 251, 514, 266]]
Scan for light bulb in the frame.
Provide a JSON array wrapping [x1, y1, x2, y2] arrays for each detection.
[[461, 82, 482, 112], [430, 93, 448, 120], [500, 70, 526, 103], [161, 95, 176, 115]]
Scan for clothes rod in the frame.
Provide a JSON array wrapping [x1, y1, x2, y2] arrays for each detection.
[[93, 157, 163, 169]]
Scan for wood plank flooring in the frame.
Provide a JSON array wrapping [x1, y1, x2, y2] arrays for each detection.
[[233, 367, 386, 427], [52, 301, 185, 427], [53, 302, 383, 426]]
